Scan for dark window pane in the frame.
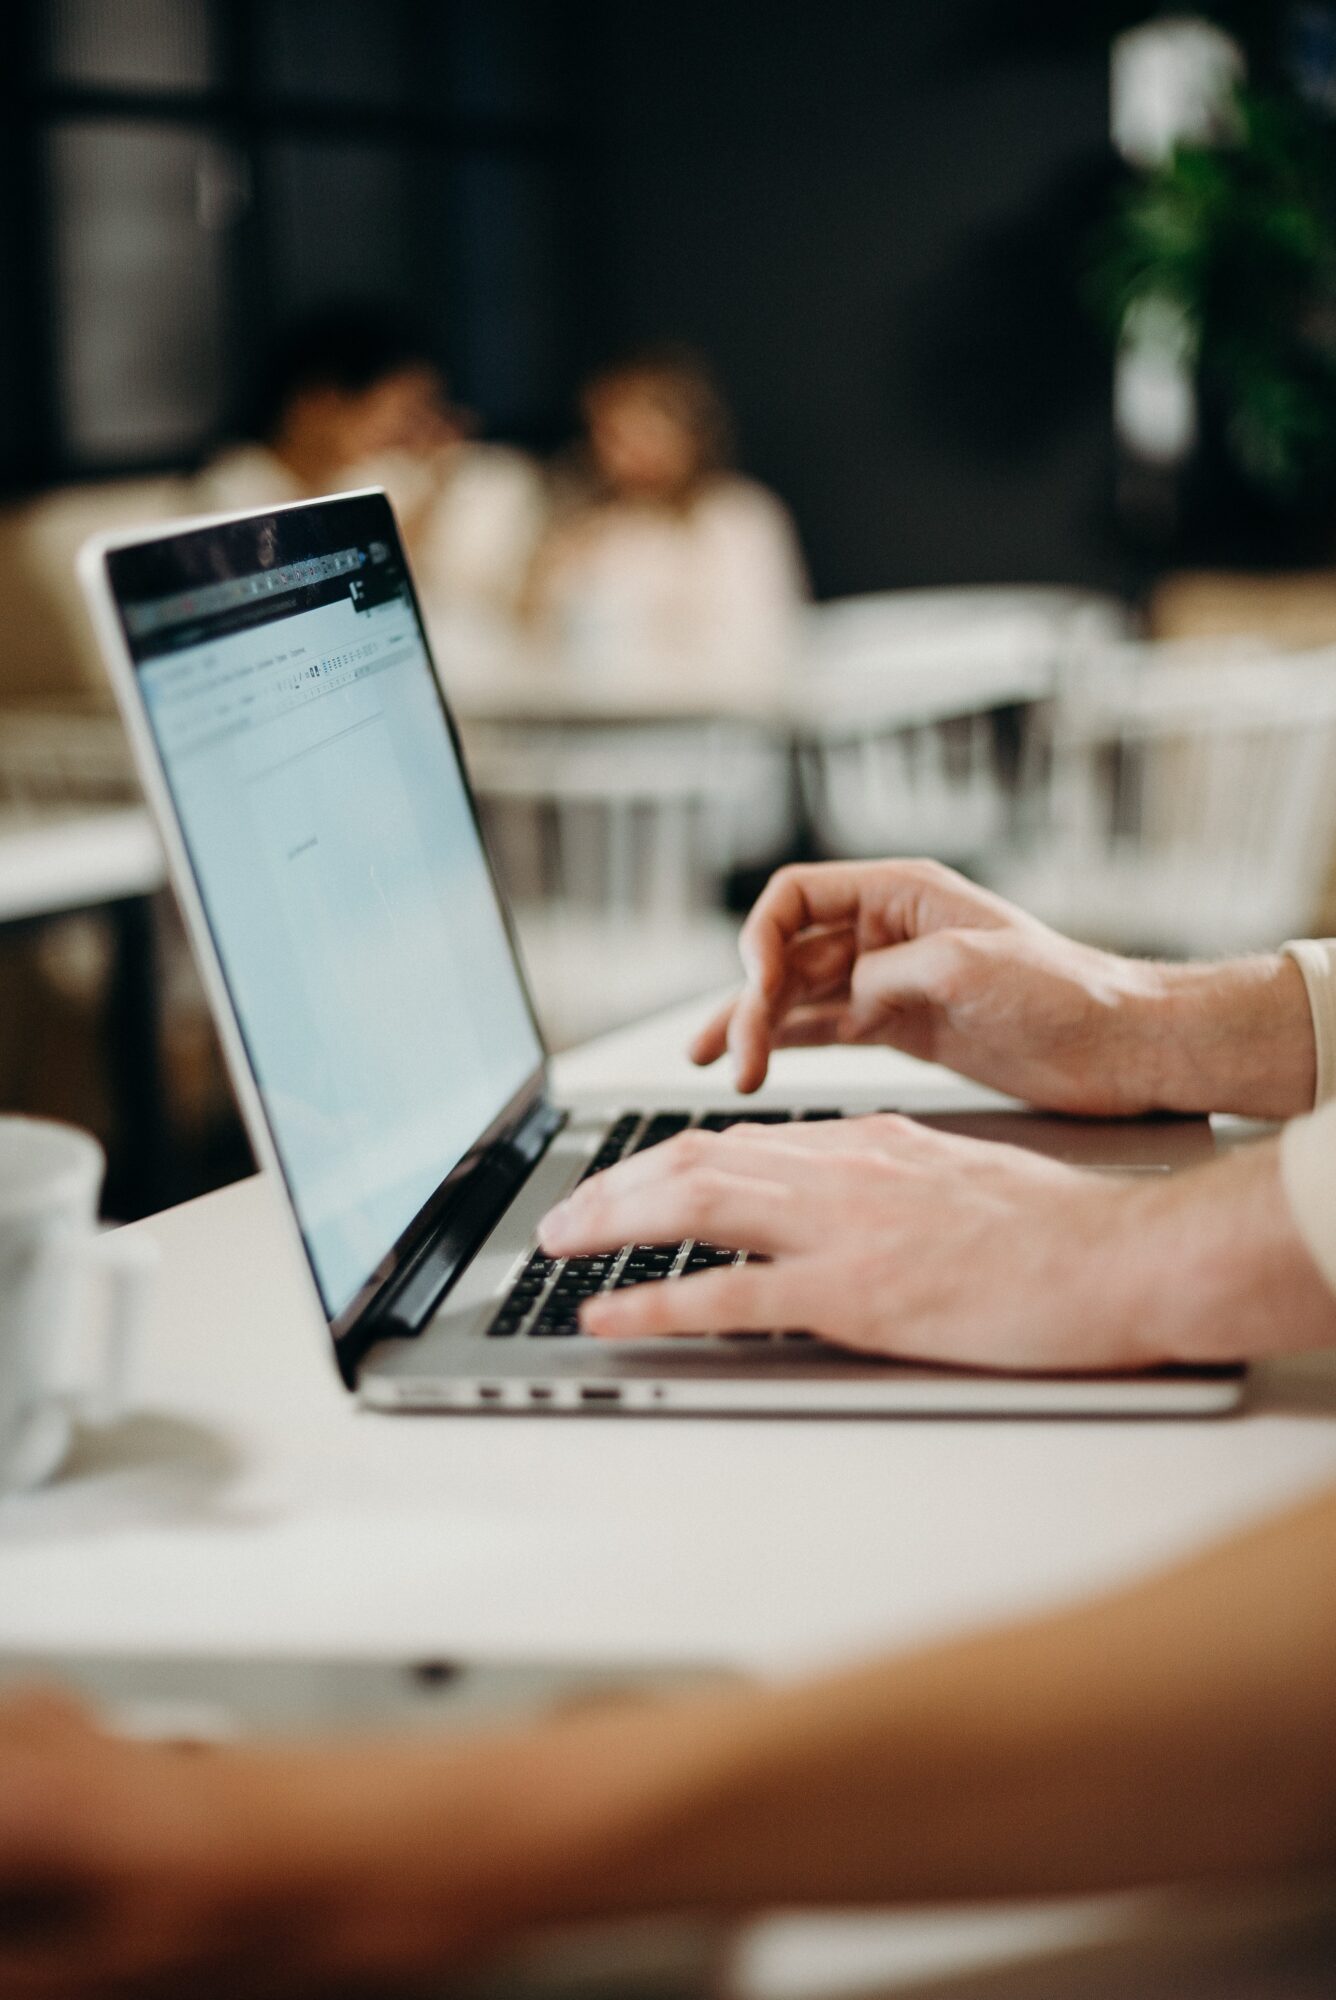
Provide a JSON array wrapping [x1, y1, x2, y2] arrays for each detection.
[[264, 141, 415, 321], [260, 0, 411, 108], [444, 156, 566, 434], [434, 0, 565, 121], [48, 123, 240, 464], [45, 0, 217, 93]]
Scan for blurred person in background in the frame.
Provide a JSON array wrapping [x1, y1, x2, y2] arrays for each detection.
[[4, 860, 1336, 1990], [525, 348, 807, 680], [0, 304, 545, 715], [197, 304, 547, 636], [0, 307, 545, 1195]]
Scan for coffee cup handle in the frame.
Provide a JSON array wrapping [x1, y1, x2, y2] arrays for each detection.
[[48, 1229, 157, 1424]]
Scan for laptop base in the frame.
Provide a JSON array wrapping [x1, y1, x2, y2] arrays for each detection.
[[357, 1104, 1245, 1421]]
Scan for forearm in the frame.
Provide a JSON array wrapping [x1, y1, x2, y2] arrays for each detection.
[[385, 1489, 1336, 1934], [1142, 954, 1316, 1119]]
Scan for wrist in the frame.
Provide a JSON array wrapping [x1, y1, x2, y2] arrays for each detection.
[[1140, 955, 1316, 1119], [1108, 1140, 1336, 1366]]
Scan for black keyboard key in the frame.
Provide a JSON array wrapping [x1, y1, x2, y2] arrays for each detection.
[[547, 1263, 608, 1304], [698, 1110, 794, 1131], [486, 1307, 526, 1337], [614, 1244, 682, 1286], [801, 1109, 843, 1121], [630, 1113, 691, 1153], [684, 1243, 737, 1271], [530, 1312, 581, 1337], [578, 1114, 643, 1182]]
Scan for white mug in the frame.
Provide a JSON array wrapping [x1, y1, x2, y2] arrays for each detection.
[[0, 1117, 154, 1491]]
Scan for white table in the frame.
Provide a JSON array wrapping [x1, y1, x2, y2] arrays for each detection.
[[3, 998, 1335, 1997], [438, 653, 1055, 734], [0, 803, 163, 926]]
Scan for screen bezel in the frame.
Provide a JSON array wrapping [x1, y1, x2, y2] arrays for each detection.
[[101, 489, 550, 1363]]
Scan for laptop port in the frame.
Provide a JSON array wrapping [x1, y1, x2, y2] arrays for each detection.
[[477, 1384, 504, 1402], [528, 1385, 554, 1402], [579, 1384, 622, 1404]]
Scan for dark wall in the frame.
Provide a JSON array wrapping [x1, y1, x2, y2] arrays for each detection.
[[581, 2, 1123, 599], [10, 2, 1131, 600]]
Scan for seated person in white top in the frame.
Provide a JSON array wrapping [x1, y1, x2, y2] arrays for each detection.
[[1, 309, 546, 712], [197, 305, 546, 632], [525, 349, 808, 679], [4, 861, 1336, 1992]]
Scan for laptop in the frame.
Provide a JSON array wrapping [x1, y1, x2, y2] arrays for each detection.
[[81, 491, 1243, 1418]]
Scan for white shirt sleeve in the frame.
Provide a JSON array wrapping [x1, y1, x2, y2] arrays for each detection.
[[1282, 939, 1336, 1105], [1280, 939, 1336, 1291]]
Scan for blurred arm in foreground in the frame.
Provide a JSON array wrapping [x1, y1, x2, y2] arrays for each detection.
[[2, 1488, 1336, 1993]]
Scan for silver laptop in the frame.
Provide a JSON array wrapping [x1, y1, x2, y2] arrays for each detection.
[[81, 492, 1243, 1419]]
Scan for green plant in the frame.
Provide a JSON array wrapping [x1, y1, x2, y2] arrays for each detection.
[[1088, 86, 1336, 509]]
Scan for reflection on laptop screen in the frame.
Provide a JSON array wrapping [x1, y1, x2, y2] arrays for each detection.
[[111, 497, 542, 1319]]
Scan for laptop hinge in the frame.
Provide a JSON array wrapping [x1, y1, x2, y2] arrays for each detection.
[[342, 1098, 567, 1376]]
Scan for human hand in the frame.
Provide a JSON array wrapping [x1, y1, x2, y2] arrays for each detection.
[[689, 859, 1188, 1114], [540, 1114, 1144, 1371], [0, 1687, 544, 1997]]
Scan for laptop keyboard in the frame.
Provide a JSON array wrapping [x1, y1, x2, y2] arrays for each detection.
[[486, 1108, 845, 1339]]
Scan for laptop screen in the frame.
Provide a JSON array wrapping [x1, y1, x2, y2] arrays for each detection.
[[107, 493, 543, 1323]]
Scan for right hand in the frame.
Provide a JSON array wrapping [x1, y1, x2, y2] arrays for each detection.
[[690, 859, 1174, 1115]]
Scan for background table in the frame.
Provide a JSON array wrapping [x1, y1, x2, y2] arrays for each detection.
[[2, 998, 1335, 1996], [0, 802, 171, 1213]]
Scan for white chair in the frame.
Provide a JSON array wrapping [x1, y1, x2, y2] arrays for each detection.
[[798, 588, 1132, 870], [464, 720, 752, 1047], [994, 642, 1336, 957]]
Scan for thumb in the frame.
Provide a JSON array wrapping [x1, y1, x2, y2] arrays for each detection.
[[845, 930, 966, 1038]]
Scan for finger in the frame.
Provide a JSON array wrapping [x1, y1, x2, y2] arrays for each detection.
[[737, 864, 878, 998], [545, 1128, 881, 1249], [741, 861, 1015, 1005], [725, 983, 776, 1093], [694, 926, 858, 1073], [713, 1113, 912, 1153], [688, 996, 736, 1068], [731, 926, 861, 1088], [845, 931, 967, 1037], [766, 1002, 871, 1049], [754, 1110, 951, 1160], [542, 1165, 809, 1259], [581, 1262, 800, 1339]]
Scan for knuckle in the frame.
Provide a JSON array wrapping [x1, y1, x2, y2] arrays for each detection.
[[664, 1130, 711, 1174], [926, 927, 973, 997], [718, 1118, 768, 1142]]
